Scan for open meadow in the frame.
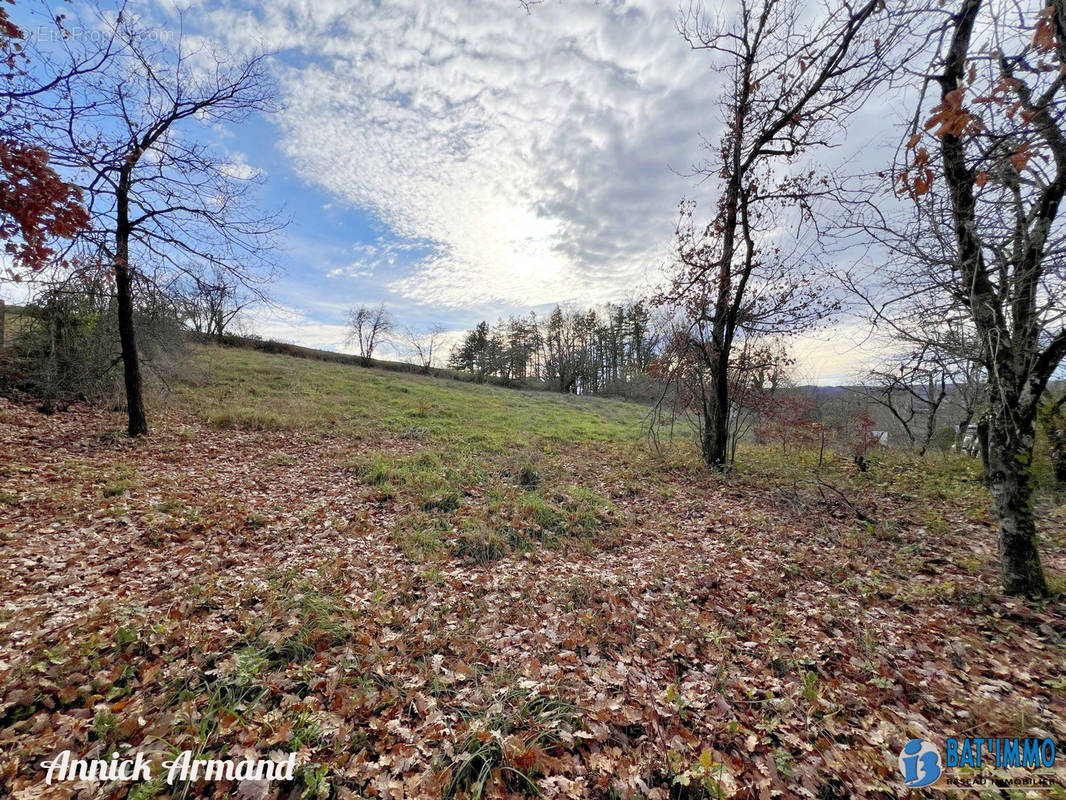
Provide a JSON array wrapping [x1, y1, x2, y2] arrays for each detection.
[[1, 345, 1064, 799], [6, 0, 1066, 796]]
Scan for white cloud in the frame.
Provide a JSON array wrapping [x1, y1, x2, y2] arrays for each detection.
[[244, 305, 350, 352], [219, 156, 263, 181], [126, 0, 907, 384], [325, 239, 430, 280], [164, 0, 720, 309]]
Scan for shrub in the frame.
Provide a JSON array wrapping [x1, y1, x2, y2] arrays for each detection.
[[5, 277, 184, 410], [8, 287, 117, 409], [931, 426, 957, 453]]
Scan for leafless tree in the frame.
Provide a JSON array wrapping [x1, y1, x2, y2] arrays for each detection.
[[177, 268, 256, 341], [843, 273, 987, 462], [347, 303, 393, 366], [650, 310, 791, 465], [33, 12, 281, 436], [858, 348, 950, 455], [656, 0, 910, 468], [402, 323, 446, 374]]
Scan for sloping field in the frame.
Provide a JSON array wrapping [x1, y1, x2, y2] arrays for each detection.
[[1, 344, 1064, 799]]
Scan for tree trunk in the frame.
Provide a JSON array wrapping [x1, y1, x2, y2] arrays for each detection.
[[977, 412, 990, 481], [986, 412, 1047, 597], [955, 409, 974, 452], [1055, 452, 1066, 487], [917, 380, 943, 456], [918, 410, 935, 456], [115, 167, 148, 437], [115, 260, 147, 436], [701, 372, 729, 469]]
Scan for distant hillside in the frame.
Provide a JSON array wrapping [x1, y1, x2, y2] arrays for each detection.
[[202, 330, 523, 389], [175, 342, 649, 445]]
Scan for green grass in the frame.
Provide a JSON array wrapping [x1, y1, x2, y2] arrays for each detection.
[[179, 344, 645, 450], [173, 345, 647, 562], [170, 344, 1066, 563], [102, 465, 138, 498], [443, 687, 581, 799]]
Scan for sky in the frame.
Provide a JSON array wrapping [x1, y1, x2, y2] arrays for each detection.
[[4, 0, 907, 384]]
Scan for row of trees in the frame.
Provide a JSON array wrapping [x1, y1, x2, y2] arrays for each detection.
[[343, 301, 661, 396], [447, 303, 659, 394]]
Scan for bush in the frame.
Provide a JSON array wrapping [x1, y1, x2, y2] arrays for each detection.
[[5, 277, 185, 410], [931, 426, 957, 453], [8, 284, 118, 409]]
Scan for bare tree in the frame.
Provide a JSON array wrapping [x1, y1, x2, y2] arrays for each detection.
[[34, 14, 281, 436], [402, 323, 446, 374], [177, 268, 256, 341], [657, 0, 906, 468], [727, 340, 790, 462], [859, 349, 949, 455], [842, 253, 992, 462], [346, 303, 393, 366], [651, 311, 792, 465], [887, 0, 1066, 596]]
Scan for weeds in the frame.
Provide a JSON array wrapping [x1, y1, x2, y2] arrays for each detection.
[[444, 688, 580, 799]]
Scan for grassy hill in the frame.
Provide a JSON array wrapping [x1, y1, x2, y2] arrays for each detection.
[[178, 344, 645, 447], [1, 343, 1064, 798], [175, 345, 652, 562]]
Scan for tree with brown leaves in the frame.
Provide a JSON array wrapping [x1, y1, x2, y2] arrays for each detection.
[[657, 0, 907, 469], [0, 4, 109, 275], [898, 0, 1066, 596]]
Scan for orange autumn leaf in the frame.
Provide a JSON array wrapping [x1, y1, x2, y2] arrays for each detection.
[[1034, 7, 1056, 52], [1011, 143, 1032, 172]]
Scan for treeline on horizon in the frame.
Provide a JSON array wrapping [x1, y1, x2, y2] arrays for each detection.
[[446, 301, 661, 398]]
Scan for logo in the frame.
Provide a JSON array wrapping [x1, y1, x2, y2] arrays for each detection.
[[896, 737, 1059, 790], [899, 739, 942, 788]]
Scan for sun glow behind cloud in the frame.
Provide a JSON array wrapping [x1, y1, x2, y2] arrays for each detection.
[[53, 0, 906, 384], [146, 0, 721, 309]]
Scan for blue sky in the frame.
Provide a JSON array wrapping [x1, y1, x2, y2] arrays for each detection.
[[4, 0, 902, 383]]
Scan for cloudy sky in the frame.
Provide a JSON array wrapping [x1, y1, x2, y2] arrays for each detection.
[[8, 0, 905, 383]]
